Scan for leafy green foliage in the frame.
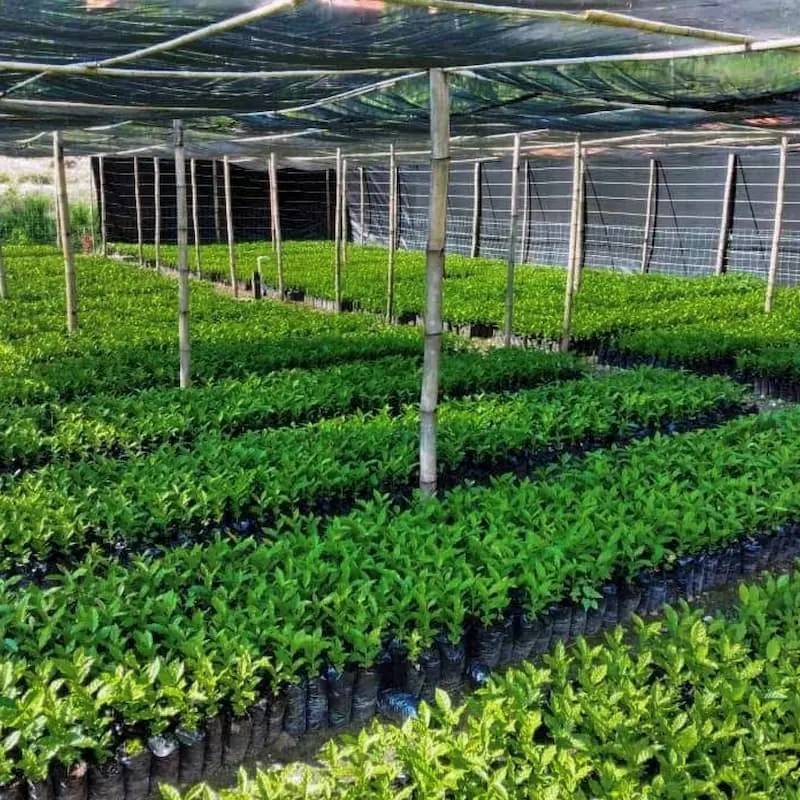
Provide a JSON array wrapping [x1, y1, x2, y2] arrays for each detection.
[[173, 570, 800, 799], [0, 368, 746, 569]]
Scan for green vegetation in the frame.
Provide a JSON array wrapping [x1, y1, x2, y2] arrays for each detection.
[[169, 569, 800, 800], [0, 191, 91, 245]]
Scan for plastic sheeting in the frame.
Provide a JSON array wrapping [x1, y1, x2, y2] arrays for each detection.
[[0, 1, 799, 158]]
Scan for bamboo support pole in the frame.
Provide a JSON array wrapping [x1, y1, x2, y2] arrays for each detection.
[[154, 157, 161, 271], [326, 169, 332, 240], [386, 144, 398, 322], [640, 158, 656, 274], [0, 238, 7, 300], [191, 158, 201, 276], [503, 133, 522, 346], [212, 160, 221, 243], [53, 131, 77, 334], [574, 149, 586, 291], [521, 160, 530, 263], [470, 161, 481, 258], [98, 155, 108, 256], [419, 68, 450, 497], [53, 178, 61, 252], [174, 121, 191, 389], [223, 155, 238, 298], [334, 148, 343, 310], [766, 136, 789, 313], [359, 166, 366, 245], [714, 153, 736, 276], [560, 136, 582, 352], [341, 157, 349, 264], [88, 159, 96, 252], [269, 152, 284, 296], [133, 157, 144, 267]]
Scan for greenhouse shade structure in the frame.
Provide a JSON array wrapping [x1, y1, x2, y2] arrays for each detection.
[[5, 0, 800, 493]]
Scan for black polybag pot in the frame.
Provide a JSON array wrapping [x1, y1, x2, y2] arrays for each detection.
[[473, 622, 507, 670], [53, 763, 88, 800], [87, 760, 124, 800], [532, 609, 555, 657], [419, 647, 442, 704], [618, 583, 641, 624], [326, 667, 356, 729], [306, 673, 329, 732], [0, 780, 25, 800], [26, 777, 55, 800], [377, 690, 419, 724], [246, 697, 269, 761], [224, 713, 253, 767], [742, 540, 762, 577], [435, 634, 465, 694], [511, 612, 542, 662], [498, 616, 515, 667], [673, 555, 694, 599], [265, 693, 287, 748], [550, 604, 572, 645], [702, 552, 720, 591], [120, 748, 151, 800], [691, 554, 707, 598], [148, 735, 180, 793], [177, 728, 206, 785], [585, 596, 607, 638], [466, 661, 491, 688], [351, 667, 380, 722], [568, 606, 587, 640], [202, 715, 224, 778], [284, 682, 308, 737], [402, 661, 426, 699]]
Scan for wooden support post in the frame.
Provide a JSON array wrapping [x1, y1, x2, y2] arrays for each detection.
[[134, 157, 144, 267], [359, 166, 366, 245], [521, 160, 530, 263], [269, 152, 284, 296], [470, 161, 481, 258], [640, 158, 656, 274], [212, 160, 221, 243], [223, 155, 238, 298], [154, 157, 161, 272], [191, 158, 201, 277], [0, 238, 8, 300], [504, 133, 522, 347], [334, 148, 343, 310], [766, 136, 789, 313], [341, 157, 349, 264], [715, 153, 736, 276], [561, 135, 582, 352], [386, 144, 398, 322], [53, 132, 77, 334], [54, 174, 62, 251], [88, 158, 96, 253], [98, 155, 108, 257], [326, 169, 333, 240], [574, 148, 586, 291], [174, 121, 191, 389], [419, 68, 450, 497]]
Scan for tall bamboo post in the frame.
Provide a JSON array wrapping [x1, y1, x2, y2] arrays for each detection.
[[269, 152, 284, 296], [341, 157, 349, 264], [191, 158, 202, 277], [419, 68, 450, 497], [521, 160, 530, 263], [334, 148, 343, 310], [174, 121, 191, 389], [359, 166, 366, 245], [470, 160, 481, 259], [98, 155, 108, 256], [574, 148, 586, 291], [53, 175, 61, 251], [766, 136, 789, 313], [326, 169, 333, 240], [640, 158, 656, 274], [212, 160, 221, 243], [386, 144, 398, 322], [715, 153, 736, 276], [560, 135, 582, 352], [133, 157, 144, 267], [88, 158, 96, 252], [53, 132, 77, 334], [503, 134, 522, 347], [223, 155, 238, 298], [0, 238, 7, 300], [154, 157, 161, 271]]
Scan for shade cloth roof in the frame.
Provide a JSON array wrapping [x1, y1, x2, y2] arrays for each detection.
[[1, 0, 800, 160]]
